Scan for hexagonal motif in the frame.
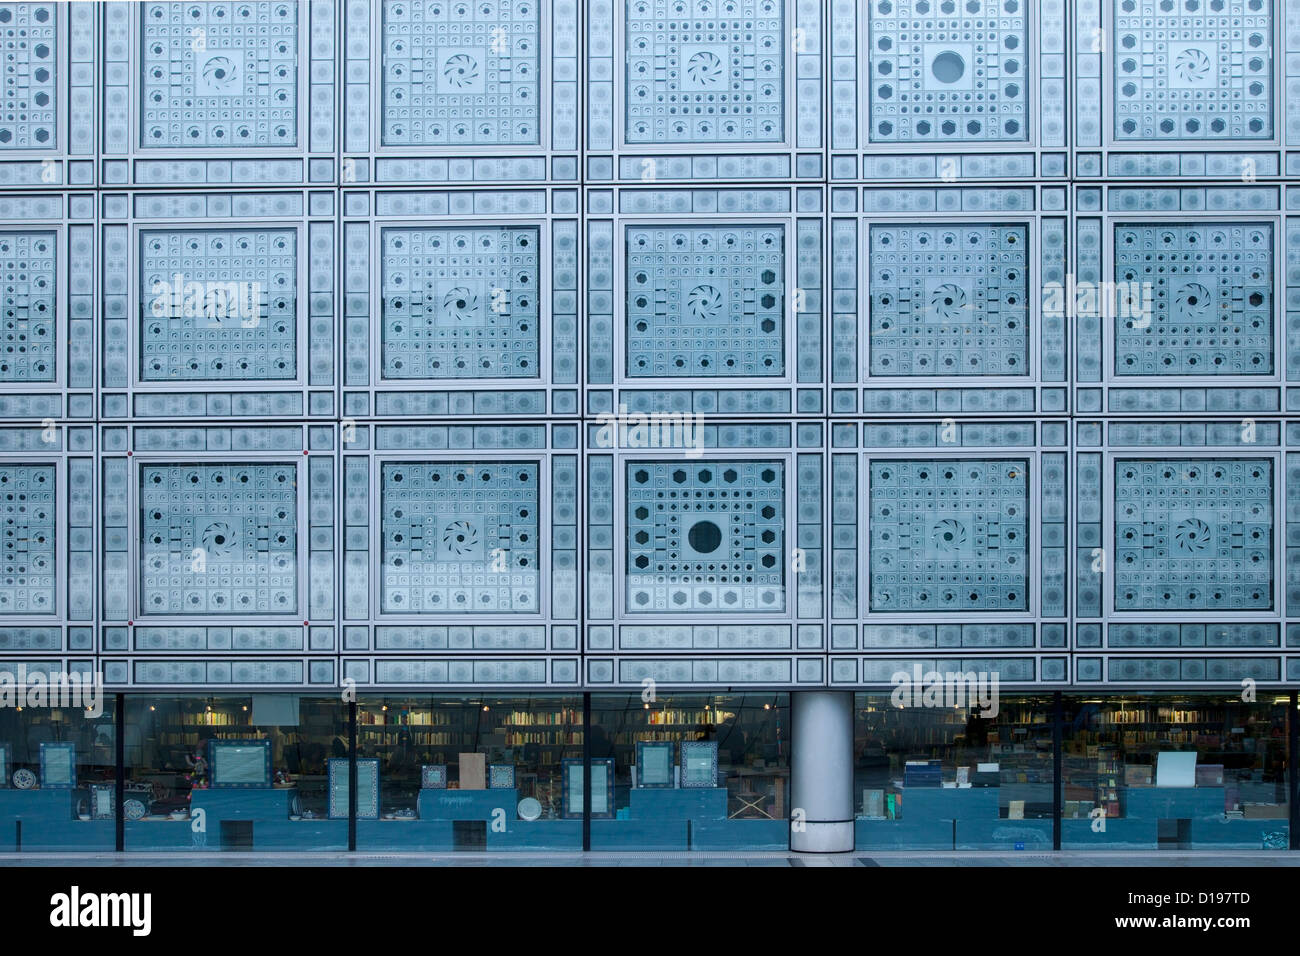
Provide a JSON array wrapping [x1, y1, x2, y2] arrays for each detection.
[[1113, 0, 1272, 140], [867, 0, 1029, 143], [626, 460, 784, 613]]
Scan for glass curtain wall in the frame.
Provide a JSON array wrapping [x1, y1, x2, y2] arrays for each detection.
[[853, 693, 1056, 850], [0, 691, 1292, 852], [0, 695, 117, 851], [123, 694, 348, 851], [353, 694, 583, 851], [1061, 696, 1289, 849], [589, 693, 790, 850]]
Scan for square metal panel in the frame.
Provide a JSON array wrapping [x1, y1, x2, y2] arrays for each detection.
[[1113, 457, 1273, 611], [380, 460, 541, 613], [0, 231, 55, 383], [139, 227, 298, 382], [0, 3, 57, 150], [866, 0, 1030, 144], [625, 459, 785, 613], [0, 463, 54, 615], [870, 458, 1030, 612], [868, 223, 1030, 377], [1112, 222, 1273, 377], [624, 0, 784, 145], [139, 1, 299, 148], [139, 462, 299, 616], [1112, 0, 1273, 141], [380, 225, 541, 380], [381, 0, 541, 147], [624, 223, 785, 378]]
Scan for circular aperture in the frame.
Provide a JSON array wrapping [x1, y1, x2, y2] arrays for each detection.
[[687, 520, 722, 554], [931, 50, 966, 84]]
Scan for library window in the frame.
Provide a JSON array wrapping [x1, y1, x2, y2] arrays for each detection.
[[0, 695, 118, 852], [123, 695, 349, 851], [854, 694, 1056, 850], [588, 693, 790, 851], [354, 695, 583, 851], [1061, 697, 1290, 850]]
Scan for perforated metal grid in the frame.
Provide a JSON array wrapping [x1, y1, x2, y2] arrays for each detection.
[[1112, 222, 1273, 377], [869, 223, 1029, 377], [867, 0, 1029, 144], [381, 0, 541, 147], [138, 227, 298, 382], [0, 464, 54, 615], [139, 462, 299, 616], [624, 0, 783, 145], [5, 0, 1300, 701], [380, 225, 540, 380], [625, 224, 784, 378], [870, 458, 1030, 612], [1113, 457, 1273, 611], [0, 3, 56, 150], [380, 460, 540, 613], [625, 460, 785, 613], [0, 231, 55, 383], [140, 1, 299, 149], [1113, 0, 1272, 141]]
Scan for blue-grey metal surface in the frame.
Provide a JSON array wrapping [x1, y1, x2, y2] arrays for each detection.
[[0, 0, 1293, 692]]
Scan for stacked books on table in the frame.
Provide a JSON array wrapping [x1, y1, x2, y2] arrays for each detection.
[[903, 759, 942, 788]]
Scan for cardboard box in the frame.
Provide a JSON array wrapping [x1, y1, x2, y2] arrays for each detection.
[[1125, 766, 1153, 787], [458, 752, 486, 790]]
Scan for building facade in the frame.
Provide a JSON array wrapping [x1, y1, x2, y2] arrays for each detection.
[[0, 0, 1296, 853]]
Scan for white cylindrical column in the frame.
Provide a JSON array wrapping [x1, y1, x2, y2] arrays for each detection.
[[789, 690, 854, 853]]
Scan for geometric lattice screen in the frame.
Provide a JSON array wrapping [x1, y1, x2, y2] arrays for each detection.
[[1113, 458, 1273, 612], [0, 0, 1297, 696], [870, 458, 1029, 612]]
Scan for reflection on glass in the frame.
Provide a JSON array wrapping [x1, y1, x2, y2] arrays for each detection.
[[1062, 696, 1289, 849], [124, 695, 348, 851], [0, 699, 118, 851], [355, 695, 583, 850], [589, 694, 789, 850], [854, 694, 1056, 850]]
